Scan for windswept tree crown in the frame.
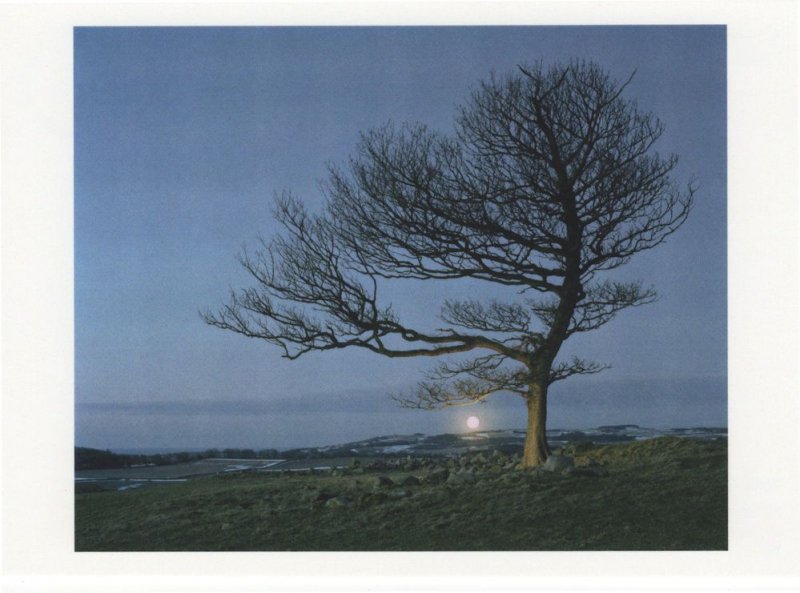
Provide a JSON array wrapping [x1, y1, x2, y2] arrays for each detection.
[[204, 60, 694, 410]]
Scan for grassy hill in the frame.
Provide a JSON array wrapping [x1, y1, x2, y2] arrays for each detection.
[[75, 436, 727, 551]]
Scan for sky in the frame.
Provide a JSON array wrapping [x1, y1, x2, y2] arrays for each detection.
[[74, 26, 726, 451]]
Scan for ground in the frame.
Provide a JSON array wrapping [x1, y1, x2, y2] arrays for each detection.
[[75, 436, 727, 551]]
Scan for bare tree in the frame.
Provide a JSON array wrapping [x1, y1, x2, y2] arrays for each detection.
[[204, 61, 694, 467]]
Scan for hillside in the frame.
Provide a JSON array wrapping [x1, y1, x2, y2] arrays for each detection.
[[75, 436, 727, 551]]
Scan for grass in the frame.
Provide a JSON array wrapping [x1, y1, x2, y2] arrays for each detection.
[[75, 436, 727, 551]]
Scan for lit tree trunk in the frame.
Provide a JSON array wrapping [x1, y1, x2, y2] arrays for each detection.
[[521, 380, 551, 467]]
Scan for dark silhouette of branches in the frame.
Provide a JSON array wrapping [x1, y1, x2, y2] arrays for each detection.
[[204, 60, 694, 466]]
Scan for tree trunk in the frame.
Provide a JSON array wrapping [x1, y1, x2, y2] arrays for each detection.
[[521, 382, 551, 467]]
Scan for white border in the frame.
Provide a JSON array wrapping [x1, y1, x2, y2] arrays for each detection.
[[1, 1, 798, 592]]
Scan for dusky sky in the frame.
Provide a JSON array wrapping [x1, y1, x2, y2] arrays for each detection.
[[75, 26, 726, 451]]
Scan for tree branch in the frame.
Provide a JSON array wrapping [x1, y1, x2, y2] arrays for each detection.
[[206, 60, 695, 415]]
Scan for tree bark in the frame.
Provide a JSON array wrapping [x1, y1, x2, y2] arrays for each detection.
[[521, 381, 551, 467]]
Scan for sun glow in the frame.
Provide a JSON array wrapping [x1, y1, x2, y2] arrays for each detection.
[[466, 416, 480, 429]]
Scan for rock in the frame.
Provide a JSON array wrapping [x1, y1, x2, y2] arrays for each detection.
[[527, 467, 547, 478], [422, 468, 449, 485], [359, 492, 388, 506], [491, 450, 508, 462], [399, 475, 421, 487], [367, 476, 395, 490], [304, 488, 334, 502], [447, 470, 476, 485], [325, 496, 353, 509], [313, 490, 337, 502], [574, 457, 602, 468], [542, 454, 574, 473], [372, 475, 395, 489], [564, 441, 595, 455], [498, 472, 522, 484], [387, 489, 411, 499]]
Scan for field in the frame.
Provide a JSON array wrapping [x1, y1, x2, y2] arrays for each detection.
[[75, 436, 727, 551]]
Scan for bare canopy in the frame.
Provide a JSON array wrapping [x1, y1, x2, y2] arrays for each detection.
[[204, 61, 694, 467]]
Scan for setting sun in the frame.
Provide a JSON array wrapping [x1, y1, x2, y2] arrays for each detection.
[[466, 416, 480, 429]]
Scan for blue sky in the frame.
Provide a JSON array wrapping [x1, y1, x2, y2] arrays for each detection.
[[74, 26, 726, 450]]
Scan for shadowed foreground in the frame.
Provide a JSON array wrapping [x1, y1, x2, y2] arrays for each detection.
[[75, 437, 726, 551]]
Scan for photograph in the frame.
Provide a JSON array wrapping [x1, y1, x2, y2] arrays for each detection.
[[73, 25, 728, 552]]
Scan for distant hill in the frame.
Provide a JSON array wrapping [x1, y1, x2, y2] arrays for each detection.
[[75, 446, 279, 470], [75, 447, 126, 470], [77, 425, 727, 470], [281, 426, 726, 458]]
